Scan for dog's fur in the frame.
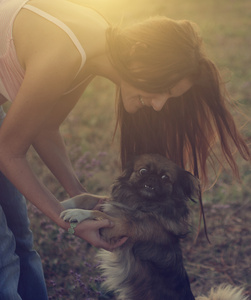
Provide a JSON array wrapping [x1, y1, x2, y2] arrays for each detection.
[[61, 154, 247, 300]]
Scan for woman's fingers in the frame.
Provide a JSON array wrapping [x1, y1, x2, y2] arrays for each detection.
[[73, 219, 128, 250]]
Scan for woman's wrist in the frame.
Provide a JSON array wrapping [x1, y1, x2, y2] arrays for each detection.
[[55, 212, 71, 231], [67, 183, 87, 198]]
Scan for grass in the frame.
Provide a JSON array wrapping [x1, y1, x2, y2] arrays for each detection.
[[22, 0, 251, 298]]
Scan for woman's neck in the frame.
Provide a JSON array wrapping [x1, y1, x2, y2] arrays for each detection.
[[88, 52, 121, 86]]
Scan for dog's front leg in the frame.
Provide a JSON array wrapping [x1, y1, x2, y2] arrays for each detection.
[[60, 209, 128, 244], [60, 209, 109, 223], [61, 193, 107, 210]]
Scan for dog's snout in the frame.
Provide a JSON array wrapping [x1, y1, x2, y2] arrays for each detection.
[[143, 176, 163, 193], [146, 176, 159, 186]]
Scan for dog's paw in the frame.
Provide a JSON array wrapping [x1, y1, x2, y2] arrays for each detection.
[[60, 209, 92, 223], [61, 199, 76, 210]]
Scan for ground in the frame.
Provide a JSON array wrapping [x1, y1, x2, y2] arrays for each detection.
[[183, 201, 251, 299]]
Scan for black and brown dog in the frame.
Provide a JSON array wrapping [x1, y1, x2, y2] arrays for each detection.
[[61, 154, 247, 300]]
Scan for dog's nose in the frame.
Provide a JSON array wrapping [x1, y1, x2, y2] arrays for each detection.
[[146, 176, 158, 185]]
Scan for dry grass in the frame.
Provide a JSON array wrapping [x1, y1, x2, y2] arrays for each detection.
[[184, 201, 251, 298], [22, 0, 251, 298]]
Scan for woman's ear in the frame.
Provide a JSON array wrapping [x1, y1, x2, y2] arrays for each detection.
[[130, 42, 148, 56]]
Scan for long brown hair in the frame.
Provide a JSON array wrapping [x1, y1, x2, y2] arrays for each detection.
[[106, 16, 250, 186]]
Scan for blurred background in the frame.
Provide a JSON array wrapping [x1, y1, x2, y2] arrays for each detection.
[[12, 0, 250, 298]]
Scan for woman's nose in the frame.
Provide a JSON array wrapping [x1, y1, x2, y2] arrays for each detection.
[[151, 96, 168, 111]]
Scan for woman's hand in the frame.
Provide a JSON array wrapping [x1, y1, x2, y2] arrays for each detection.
[[72, 219, 128, 251]]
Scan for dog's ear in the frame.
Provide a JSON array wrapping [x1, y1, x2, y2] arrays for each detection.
[[119, 159, 135, 180], [179, 171, 200, 202]]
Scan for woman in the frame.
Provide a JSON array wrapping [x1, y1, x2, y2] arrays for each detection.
[[0, 0, 250, 298]]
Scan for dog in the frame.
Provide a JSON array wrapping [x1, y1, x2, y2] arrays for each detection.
[[60, 154, 247, 300]]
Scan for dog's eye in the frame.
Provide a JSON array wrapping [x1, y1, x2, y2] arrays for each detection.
[[139, 168, 148, 176], [161, 174, 170, 181]]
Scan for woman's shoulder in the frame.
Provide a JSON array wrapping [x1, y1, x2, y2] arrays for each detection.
[[13, 0, 108, 67]]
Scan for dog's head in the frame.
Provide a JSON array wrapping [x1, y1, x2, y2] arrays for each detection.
[[110, 154, 200, 237], [116, 154, 200, 203]]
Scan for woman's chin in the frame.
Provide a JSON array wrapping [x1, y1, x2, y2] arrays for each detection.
[[124, 105, 142, 114]]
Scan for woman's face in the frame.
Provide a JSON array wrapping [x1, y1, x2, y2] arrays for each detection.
[[120, 78, 193, 114]]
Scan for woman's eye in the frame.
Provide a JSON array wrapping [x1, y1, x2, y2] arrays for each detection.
[[139, 168, 148, 176]]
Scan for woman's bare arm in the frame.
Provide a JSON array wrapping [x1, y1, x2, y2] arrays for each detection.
[[0, 42, 79, 217], [31, 72, 94, 197], [0, 31, 124, 250], [32, 129, 86, 197]]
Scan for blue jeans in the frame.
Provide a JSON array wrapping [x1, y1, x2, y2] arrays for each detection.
[[0, 107, 48, 300]]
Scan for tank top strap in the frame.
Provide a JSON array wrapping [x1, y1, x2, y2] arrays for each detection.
[[23, 4, 86, 78]]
